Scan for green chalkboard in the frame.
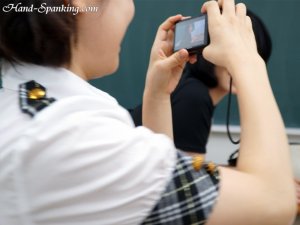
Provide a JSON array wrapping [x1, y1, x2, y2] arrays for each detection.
[[90, 0, 300, 128], [1, 0, 298, 128]]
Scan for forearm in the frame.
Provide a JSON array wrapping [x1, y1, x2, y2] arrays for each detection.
[[200, 1, 296, 223], [140, 15, 189, 140], [142, 90, 173, 139], [231, 56, 293, 186]]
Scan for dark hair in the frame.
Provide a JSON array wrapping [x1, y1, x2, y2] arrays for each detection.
[[187, 9, 273, 88], [0, 0, 77, 67]]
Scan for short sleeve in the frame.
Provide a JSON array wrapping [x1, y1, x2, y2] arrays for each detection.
[[14, 97, 177, 225], [141, 151, 220, 225], [171, 77, 214, 153]]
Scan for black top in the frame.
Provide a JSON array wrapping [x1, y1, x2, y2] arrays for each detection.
[[130, 69, 214, 154]]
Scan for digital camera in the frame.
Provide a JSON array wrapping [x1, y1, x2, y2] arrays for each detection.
[[174, 15, 209, 54]]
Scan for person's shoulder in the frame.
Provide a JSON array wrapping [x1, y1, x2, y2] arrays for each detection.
[[10, 96, 177, 225], [175, 68, 210, 94], [34, 95, 129, 125], [21, 96, 177, 172]]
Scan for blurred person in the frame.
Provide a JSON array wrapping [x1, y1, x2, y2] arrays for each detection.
[[131, 9, 272, 159]]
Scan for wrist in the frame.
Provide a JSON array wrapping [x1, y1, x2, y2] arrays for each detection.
[[143, 88, 171, 103], [228, 54, 266, 80], [142, 89, 173, 139]]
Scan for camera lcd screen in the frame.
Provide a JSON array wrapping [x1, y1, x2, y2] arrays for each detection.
[[174, 15, 208, 54]]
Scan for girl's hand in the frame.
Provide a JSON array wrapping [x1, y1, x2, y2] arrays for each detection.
[[145, 15, 191, 99], [201, 0, 259, 72], [142, 15, 196, 138]]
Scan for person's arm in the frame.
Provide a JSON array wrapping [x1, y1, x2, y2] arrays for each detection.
[[142, 15, 191, 139], [141, 1, 296, 224], [200, 1, 296, 224]]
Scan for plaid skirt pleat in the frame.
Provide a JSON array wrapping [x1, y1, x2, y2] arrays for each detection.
[[141, 151, 220, 225]]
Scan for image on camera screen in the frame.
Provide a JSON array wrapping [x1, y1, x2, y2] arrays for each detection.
[[174, 16, 207, 52]]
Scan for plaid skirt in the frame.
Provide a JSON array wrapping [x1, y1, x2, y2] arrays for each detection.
[[141, 151, 220, 225]]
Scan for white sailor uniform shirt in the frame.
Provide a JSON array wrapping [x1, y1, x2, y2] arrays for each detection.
[[0, 62, 219, 225], [0, 62, 176, 225]]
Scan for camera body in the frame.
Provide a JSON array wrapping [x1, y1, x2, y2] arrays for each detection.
[[173, 14, 209, 54]]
